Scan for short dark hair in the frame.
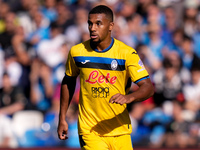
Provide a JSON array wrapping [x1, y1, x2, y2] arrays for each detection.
[[163, 57, 173, 69], [50, 21, 60, 30], [89, 5, 113, 22]]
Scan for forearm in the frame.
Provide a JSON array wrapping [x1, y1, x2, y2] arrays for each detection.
[[59, 84, 70, 121], [57, 82, 71, 140], [59, 76, 77, 121], [109, 78, 154, 105]]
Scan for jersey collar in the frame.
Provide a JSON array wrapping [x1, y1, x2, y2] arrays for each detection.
[[90, 37, 114, 53]]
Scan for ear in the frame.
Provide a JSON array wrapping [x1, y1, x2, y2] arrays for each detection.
[[109, 22, 114, 31]]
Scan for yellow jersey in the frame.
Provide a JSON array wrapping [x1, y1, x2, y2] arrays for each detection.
[[65, 38, 149, 136]]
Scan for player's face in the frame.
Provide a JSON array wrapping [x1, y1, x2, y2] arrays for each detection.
[[88, 13, 113, 43]]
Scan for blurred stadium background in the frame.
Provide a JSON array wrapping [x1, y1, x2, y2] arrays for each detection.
[[0, 0, 200, 149], [1, 148, 200, 150]]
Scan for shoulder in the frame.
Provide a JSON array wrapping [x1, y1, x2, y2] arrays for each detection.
[[70, 40, 90, 55], [114, 38, 137, 55]]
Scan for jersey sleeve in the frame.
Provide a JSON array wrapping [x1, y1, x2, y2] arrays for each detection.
[[126, 49, 149, 83], [65, 50, 80, 77]]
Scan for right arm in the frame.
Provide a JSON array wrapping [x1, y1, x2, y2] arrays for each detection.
[[57, 75, 77, 140]]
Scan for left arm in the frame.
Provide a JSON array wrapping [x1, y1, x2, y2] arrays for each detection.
[[109, 78, 154, 105]]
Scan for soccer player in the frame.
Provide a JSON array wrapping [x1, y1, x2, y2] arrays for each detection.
[[57, 5, 154, 150]]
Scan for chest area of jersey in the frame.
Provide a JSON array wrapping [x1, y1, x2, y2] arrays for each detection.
[[74, 56, 126, 84], [74, 56, 127, 98]]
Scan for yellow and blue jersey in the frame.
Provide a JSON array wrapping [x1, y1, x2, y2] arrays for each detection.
[[65, 38, 149, 136]]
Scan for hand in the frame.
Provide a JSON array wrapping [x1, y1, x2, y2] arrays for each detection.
[[57, 120, 69, 140], [109, 93, 132, 105]]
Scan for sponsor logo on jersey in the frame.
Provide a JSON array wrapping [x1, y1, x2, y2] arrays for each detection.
[[81, 60, 90, 64], [138, 59, 144, 68], [137, 59, 146, 72], [137, 68, 145, 72], [111, 60, 118, 70], [91, 87, 109, 98], [85, 70, 117, 84]]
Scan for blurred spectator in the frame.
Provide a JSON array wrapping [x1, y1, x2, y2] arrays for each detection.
[[11, 25, 33, 100], [112, 1, 138, 48], [126, 14, 146, 48], [146, 4, 164, 25], [0, 12, 24, 88], [26, 4, 50, 49], [0, 71, 26, 148], [55, 2, 74, 33], [3, 56, 23, 88], [136, 43, 161, 74], [183, 62, 200, 115], [15, 0, 39, 37], [160, 100, 191, 148], [161, 6, 179, 44], [29, 59, 53, 113], [183, 0, 199, 37], [153, 55, 185, 106], [129, 102, 150, 146], [0, 72, 27, 116], [145, 22, 165, 61], [0, 72, 27, 148], [0, 48, 4, 87], [164, 28, 185, 57], [136, 0, 155, 23], [37, 21, 67, 71], [41, 0, 58, 22], [181, 34, 200, 70], [116, 0, 137, 18], [12, 26, 32, 66], [112, 13, 130, 45], [192, 8, 200, 58], [37, 21, 69, 86], [65, 7, 89, 47], [0, 12, 19, 56], [0, 2, 10, 33], [69, 0, 92, 11], [168, 51, 191, 84], [0, 114, 18, 148], [143, 107, 172, 147]]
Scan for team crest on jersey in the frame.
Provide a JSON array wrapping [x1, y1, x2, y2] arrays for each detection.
[[111, 60, 118, 70]]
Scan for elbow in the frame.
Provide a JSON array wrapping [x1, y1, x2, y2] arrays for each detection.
[[149, 84, 155, 98], [150, 88, 154, 98]]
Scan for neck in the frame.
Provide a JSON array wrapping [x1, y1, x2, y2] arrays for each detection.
[[91, 36, 112, 51]]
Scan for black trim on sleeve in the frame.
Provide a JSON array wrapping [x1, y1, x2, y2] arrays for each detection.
[[134, 76, 149, 84], [61, 75, 77, 85]]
